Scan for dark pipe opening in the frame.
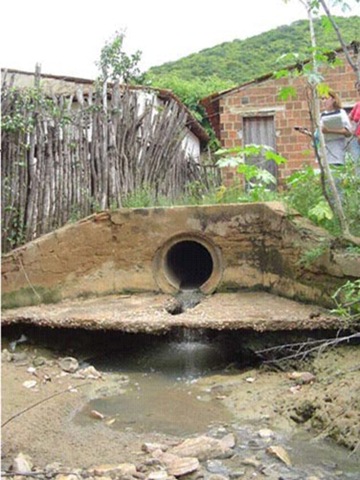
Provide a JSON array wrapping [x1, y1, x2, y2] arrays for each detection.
[[165, 240, 213, 290]]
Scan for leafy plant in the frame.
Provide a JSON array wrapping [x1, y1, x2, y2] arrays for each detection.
[[285, 167, 325, 225], [216, 144, 288, 167], [2, 206, 26, 249], [200, 182, 246, 205], [215, 144, 287, 202], [346, 245, 360, 255], [331, 279, 360, 323], [96, 30, 143, 84], [308, 199, 333, 223], [298, 242, 329, 267], [341, 158, 360, 236], [283, 162, 360, 237], [122, 186, 156, 208]]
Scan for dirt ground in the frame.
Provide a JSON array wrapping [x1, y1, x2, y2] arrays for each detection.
[[1, 293, 360, 475]]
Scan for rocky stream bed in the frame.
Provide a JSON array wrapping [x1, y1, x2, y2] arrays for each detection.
[[1, 322, 360, 480]]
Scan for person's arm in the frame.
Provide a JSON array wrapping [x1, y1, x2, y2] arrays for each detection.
[[322, 109, 352, 137], [321, 125, 352, 136], [349, 102, 360, 122], [349, 102, 360, 134]]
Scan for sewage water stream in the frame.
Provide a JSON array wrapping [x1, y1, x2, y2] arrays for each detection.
[[75, 329, 235, 436], [73, 329, 359, 479], [2, 325, 359, 479]]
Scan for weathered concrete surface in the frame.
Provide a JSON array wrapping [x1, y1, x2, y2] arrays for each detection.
[[0, 291, 343, 333], [2, 202, 359, 314]]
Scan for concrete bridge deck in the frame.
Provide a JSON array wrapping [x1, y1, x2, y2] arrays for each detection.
[[1, 291, 343, 334]]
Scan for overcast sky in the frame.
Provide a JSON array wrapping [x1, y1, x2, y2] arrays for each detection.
[[1, 0, 358, 80]]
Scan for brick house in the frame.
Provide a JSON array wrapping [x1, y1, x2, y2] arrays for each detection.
[[200, 49, 359, 186]]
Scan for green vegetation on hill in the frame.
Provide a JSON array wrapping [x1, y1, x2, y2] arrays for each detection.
[[144, 16, 359, 147], [147, 16, 359, 85]]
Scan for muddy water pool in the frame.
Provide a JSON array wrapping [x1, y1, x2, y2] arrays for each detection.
[[73, 330, 359, 479], [75, 330, 236, 435], [3, 326, 359, 479]]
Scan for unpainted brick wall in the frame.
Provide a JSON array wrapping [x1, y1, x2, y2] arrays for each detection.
[[217, 54, 358, 186]]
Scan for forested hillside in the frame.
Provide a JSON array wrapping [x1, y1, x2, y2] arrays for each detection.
[[147, 16, 359, 85]]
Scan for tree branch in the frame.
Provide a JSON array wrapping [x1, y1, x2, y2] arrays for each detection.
[[318, 0, 360, 83]]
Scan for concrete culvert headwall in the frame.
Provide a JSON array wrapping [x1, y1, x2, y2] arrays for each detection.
[[165, 240, 213, 290], [2, 203, 359, 309]]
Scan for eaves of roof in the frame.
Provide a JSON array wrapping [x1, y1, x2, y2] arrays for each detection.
[[156, 88, 209, 144], [200, 70, 275, 109], [199, 45, 352, 109], [1, 67, 209, 145]]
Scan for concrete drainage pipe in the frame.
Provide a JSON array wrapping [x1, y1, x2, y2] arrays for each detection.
[[153, 232, 223, 294]]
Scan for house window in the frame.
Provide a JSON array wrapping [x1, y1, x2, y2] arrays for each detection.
[[243, 115, 277, 184]]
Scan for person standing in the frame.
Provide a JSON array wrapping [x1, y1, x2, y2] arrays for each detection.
[[319, 90, 352, 166], [348, 81, 360, 170], [294, 90, 352, 170], [318, 90, 352, 202]]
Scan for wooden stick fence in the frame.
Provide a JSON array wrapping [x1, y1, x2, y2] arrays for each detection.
[[1, 73, 221, 253]]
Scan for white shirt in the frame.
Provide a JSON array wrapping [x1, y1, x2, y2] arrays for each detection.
[[320, 108, 352, 141]]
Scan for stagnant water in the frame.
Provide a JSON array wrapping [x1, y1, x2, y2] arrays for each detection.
[[74, 329, 359, 479], [76, 329, 236, 436], [3, 325, 359, 479]]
